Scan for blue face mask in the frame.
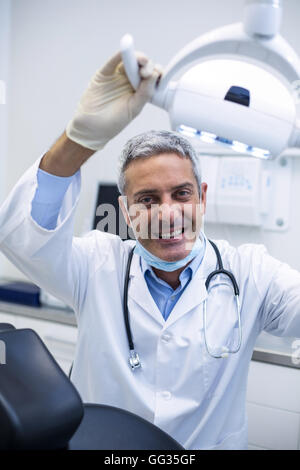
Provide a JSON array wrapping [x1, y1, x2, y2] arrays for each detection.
[[134, 235, 205, 272]]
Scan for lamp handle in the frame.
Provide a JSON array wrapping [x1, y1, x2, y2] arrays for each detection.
[[120, 34, 140, 90]]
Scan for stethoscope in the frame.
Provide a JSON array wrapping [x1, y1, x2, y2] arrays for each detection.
[[124, 240, 242, 370]]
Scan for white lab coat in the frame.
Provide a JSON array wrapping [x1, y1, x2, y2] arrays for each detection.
[[1, 155, 300, 450]]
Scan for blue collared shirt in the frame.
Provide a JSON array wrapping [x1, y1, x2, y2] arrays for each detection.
[[31, 168, 206, 320], [31, 168, 75, 229], [140, 238, 206, 321]]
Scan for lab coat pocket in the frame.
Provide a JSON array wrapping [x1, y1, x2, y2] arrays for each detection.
[[199, 421, 248, 450]]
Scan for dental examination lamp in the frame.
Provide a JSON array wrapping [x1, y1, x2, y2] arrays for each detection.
[[121, 0, 300, 160]]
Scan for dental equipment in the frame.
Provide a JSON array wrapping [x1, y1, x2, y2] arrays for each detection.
[[121, 0, 300, 160]]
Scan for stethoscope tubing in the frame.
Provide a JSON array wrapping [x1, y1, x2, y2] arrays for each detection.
[[123, 239, 241, 369]]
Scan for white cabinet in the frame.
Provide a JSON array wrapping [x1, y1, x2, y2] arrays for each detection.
[[247, 361, 300, 450], [0, 311, 77, 375]]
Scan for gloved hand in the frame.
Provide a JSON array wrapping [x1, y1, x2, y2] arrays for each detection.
[[66, 51, 162, 151]]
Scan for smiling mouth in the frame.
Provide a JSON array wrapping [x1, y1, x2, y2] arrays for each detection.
[[158, 228, 184, 239]]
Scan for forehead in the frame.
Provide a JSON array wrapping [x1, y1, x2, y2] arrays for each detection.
[[124, 153, 197, 195]]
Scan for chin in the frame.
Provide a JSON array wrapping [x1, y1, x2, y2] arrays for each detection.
[[156, 248, 188, 262]]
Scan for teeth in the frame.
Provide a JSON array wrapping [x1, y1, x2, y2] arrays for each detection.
[[161, 229, 182, 239]]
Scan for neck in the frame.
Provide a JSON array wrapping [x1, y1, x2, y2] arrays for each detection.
[[152, 260, 192, 290]]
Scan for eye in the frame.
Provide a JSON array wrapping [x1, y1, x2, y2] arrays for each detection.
[[175, 190, 192, 199], [139, 196, 154, 205]]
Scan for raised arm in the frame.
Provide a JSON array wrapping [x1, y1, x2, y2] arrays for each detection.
[[39, 51, 161, 176], [0, 50, 161, 315]]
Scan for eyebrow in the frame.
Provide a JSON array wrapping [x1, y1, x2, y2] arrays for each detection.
[[133, 182, 194, 198]]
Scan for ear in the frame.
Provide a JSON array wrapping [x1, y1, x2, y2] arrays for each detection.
[[200, 182, 208, 215], [118, 195, 131, 227]]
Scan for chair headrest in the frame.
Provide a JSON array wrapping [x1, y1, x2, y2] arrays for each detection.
[[0, 328, 83, 449], [0, 323, 15, 332]]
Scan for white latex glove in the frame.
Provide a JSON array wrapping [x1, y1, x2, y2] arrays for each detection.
[[66, 51, 162, 151]]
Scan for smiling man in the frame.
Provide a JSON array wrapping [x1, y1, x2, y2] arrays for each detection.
[[0, 51, 300, 451], [118, 132, 207, 290]]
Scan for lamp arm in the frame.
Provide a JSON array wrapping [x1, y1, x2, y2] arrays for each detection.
[[121, 24, 300, 110], [158, 23, 300, 90]]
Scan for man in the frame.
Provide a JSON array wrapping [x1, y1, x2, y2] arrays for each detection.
[[0, 51, 300, 450]]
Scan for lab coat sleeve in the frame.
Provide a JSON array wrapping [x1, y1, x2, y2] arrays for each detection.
[[0, 155, 89, 315], [252, 245, 300, 338]]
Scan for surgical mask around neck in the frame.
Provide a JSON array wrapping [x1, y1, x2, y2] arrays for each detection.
[[134, 235, 204, 272]]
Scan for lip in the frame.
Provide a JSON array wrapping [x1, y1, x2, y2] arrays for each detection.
[[155, 229, 185, 245], [154, 227, 184, 238]]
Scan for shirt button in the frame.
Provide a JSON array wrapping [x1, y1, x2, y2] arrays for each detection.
[[170, 295, 176, 301], [161, 391, 172, 400], [161, 334, 171, 342]]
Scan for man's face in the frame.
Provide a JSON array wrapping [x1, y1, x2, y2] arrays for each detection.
[[119, 153, 207, 262]]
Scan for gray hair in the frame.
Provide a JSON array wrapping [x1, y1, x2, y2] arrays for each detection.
[[117, 130, 202, 196]]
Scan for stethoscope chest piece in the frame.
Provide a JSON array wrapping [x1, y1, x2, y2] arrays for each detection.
[[129, 349, 141, 370]]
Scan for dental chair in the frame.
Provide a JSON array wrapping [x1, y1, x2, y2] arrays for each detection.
[[0, 325, 184, 450]]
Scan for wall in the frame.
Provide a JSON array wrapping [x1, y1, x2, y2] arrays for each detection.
[[1, 0, 300, 278], [0, 0, 11, 276]]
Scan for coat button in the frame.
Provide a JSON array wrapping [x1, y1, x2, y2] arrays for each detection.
[[161, 391, 172, 400], [161, 334, 171, 342]]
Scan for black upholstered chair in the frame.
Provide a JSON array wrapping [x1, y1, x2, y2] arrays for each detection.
[[0, 327, 184, 450], [0, 322, 16, 332]]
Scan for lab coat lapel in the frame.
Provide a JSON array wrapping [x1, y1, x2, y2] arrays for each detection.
[[164, 240, 218, 328], [128, 253, 165, 327]]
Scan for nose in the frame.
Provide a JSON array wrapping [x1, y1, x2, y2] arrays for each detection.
[[157, 196, 183, 229]]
